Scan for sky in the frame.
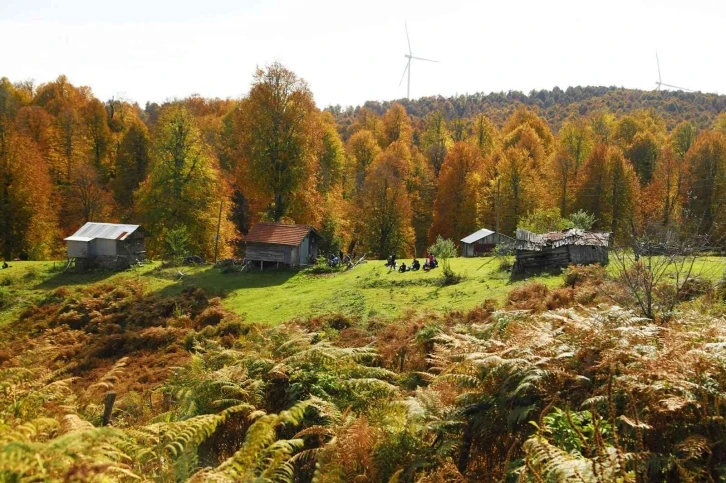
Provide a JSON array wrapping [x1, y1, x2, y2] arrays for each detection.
[[1, 0, 724, 108]]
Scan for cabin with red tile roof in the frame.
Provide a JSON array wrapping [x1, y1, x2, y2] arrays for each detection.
[[244, 223, 322, 268]]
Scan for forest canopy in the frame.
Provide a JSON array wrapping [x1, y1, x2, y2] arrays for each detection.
[[2, 69, 726, 260]]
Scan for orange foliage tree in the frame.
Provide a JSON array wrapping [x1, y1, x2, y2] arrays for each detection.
[[357, 143, 415, 258], [428, 142, 483, 244]]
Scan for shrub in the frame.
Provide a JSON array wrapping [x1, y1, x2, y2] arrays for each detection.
[[678, 276, 713, 301], [194, 306, 228, 328], [428, 236, 458, 283], [506, 282, 549, 312], [497, 257, 513, 273], [546, 287, 575, 310], [563, 265, 606, 288], [568, 210, 596, 230]]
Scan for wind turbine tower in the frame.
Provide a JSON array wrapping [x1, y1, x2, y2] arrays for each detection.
[[655, 52, 694, 92], [399, 22, 439, 99]]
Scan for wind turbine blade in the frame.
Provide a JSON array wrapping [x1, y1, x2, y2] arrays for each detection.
[[405, 21, 412, 56], [410, 56, 439, 63], [398, 61, 410, 87], [656, 52, 662, 84], [659, 82, 694, 92]]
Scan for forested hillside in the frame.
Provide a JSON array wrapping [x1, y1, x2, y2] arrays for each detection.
[[2, 67, 726, 262], [333, 86, 726, 137]]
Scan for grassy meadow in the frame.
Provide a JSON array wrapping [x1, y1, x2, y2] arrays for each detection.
[[0, 257, 570, 325]]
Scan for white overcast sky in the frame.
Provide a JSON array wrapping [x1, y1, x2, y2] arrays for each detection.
[[1, 0, 724, 108]]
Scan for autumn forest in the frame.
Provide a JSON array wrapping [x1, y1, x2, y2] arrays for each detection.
[[3, 63, 726, 262]]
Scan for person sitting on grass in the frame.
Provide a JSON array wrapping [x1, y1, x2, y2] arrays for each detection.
[[429, 254, 438, 268], [411, 258, 420, 271], [398, 262, 408, 273], [1, 261, 8, 269]]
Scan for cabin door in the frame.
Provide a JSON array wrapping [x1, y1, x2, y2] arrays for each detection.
[[300, 236, 310, 266]]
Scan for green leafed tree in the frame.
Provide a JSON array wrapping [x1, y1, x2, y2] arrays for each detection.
[[135, 105, 229, 258], [112, 118, 150, 211]]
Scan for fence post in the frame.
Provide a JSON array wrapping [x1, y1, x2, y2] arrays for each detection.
[[102, 391, 117, 426]]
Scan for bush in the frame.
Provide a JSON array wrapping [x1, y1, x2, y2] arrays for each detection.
[[563, 265, 606, 288], [678, 276, 713, 301], [506, 282, 549, 312], [428, 236, 458, 283], [546, 287, 575, 310], [194, 306, 228, 328], [497, 257, 513, 273]]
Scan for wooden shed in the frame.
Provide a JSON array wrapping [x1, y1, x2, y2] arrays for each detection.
[[460, 228, 515, 257], [244, 223, 322, 268], [64, 222, 148, 269], [513, 228, 610, 274]]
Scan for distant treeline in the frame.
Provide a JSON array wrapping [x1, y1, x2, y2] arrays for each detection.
[[2, 69, 726, 261]]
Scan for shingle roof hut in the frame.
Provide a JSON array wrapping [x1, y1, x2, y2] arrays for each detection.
[[513, 228, 610, 274], [64, 222, 148, 269], [244, 223, 322, 268], [460, 228, 514, 257]]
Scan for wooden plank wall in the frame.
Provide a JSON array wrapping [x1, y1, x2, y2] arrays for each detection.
[[246, 243, 290, 264]]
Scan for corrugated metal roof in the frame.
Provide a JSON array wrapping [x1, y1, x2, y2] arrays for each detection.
[[245, 223, 318, 247], [460, 228, 514, 244], [461, 228, 494, 244], [64, 222, 143, 242], [515, 228, 610, 251]]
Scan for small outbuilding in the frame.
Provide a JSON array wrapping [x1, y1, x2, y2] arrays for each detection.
[[460, 228, 515, 257], [64, 222, 149, 269], [244, 223, 322, 268], [513, 228, 610, 274]]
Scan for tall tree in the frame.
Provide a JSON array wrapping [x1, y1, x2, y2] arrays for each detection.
[[684, 131, 726, 236], [346, 130, 381, 196], [235, 63, 317, 221], [315, 112, 346, 195], [0, 129, 57, 259], [112, 119, 150, 210], [135, 106, 231, 257], [83, 98, 111, 179], [428, 142, 482, 243], [381, 103, 413, 147], [625, 131, 660, 184], [549, 118, 594, 215], [421, 110, 450, 177], [63, 163, 115, 228], [357, 153, 414, 258], [497, 147, 540, 235], [470, 114, 499, 159], [574, 145, 639, 240]]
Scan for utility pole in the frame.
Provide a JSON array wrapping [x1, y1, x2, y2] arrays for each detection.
[[495, 177, 501, 234], [213, 199, 223, 264]]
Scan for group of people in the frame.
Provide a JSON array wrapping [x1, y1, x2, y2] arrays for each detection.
[[327, 250, 354, 268], [385, 254, 438, 273]]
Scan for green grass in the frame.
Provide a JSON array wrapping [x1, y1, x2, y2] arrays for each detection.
[[2, 256, 725, 325]]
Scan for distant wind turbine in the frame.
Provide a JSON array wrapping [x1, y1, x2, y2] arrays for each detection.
[[655, 52, 693, 92], [398, 22, 439, 99]]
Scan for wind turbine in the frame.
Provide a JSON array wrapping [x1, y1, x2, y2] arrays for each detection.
[[398, 22, 439, 99], [655, 52, 694, 92]]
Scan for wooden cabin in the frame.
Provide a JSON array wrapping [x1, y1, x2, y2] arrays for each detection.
[[64, 222, 148, 269], [244, 223, 322, 268], [513, 228, 610, 274], [460, 228, 514, 257]]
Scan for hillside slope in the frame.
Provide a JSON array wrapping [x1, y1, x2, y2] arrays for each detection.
[[332, 86, 726, 136]]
